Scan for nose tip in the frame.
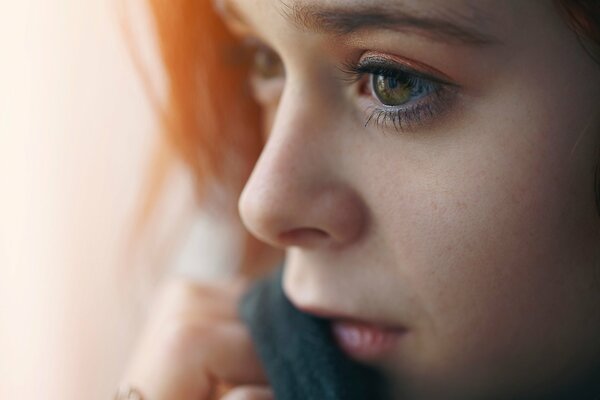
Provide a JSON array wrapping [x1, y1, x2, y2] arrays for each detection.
[[278, 227, 329, 247], [238, 179, 367, 250]]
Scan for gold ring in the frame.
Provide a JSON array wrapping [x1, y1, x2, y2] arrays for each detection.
[[114, 386, 144, 400]]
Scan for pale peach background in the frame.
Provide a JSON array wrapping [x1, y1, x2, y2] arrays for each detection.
[[0, 1, 241, 399]]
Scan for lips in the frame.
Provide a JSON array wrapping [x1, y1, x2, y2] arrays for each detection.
[[331, 320, 405, 360], [295, 305, 406, 361]]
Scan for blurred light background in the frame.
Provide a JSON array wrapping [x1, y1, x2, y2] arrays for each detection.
[[0, 1, 238, 398]]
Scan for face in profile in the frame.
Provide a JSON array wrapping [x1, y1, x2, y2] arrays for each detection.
[[220, 0, 600, 399]]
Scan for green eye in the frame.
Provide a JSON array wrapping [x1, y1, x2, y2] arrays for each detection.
[[348, 56, 454, 132], [372, 74, 413, 106]]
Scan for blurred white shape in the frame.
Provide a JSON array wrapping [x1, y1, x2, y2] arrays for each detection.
[[0, 1, 205, 399], [173, 201, 246, 282]]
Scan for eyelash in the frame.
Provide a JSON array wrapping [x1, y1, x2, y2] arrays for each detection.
[[340, 58, 456, 133]]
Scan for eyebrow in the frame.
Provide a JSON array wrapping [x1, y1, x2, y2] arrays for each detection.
[[278, 1, 500, 46]]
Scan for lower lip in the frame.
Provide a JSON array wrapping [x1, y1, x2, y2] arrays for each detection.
[[331, 320, 405, 360]]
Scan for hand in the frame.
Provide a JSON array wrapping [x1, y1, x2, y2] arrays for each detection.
[[118, 277, 273, 400]]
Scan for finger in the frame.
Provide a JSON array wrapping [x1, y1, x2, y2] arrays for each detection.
[[221, 385, 274, 400], [122, 320, 267, 399], [194, 320, 268, 384], [121, 280, 266, 400]]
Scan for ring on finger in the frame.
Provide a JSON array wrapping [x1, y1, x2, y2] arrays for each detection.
[[114, 385, 144, 400]]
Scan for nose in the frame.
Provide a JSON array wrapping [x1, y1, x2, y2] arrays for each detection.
[[238, 83, 367, 250]]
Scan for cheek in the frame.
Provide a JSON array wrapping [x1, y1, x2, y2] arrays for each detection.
[[358, 78, 600, 382]]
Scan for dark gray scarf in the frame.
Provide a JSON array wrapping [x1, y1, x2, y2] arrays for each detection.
[[239, 266, 389, 400]]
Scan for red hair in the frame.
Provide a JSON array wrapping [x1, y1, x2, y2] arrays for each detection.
[[146, 0, 262, 200], [131, 0, 269, 276]]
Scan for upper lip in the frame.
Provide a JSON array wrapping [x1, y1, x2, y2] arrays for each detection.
[[294, 304, 407, 332]]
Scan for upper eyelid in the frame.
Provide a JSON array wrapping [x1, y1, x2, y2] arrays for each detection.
[[339, 59, 442, 90], [358, 50, 459, 83], [338, 52, 459, 90], [361, 61, 458, 89], [356, 62, 442, 85]]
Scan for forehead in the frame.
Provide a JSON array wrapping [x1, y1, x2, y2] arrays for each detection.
[[224, 0, 502, 13], [222, 0, 514, 39]]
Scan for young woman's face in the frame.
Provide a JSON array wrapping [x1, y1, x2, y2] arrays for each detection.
[[223, 0, 600, 398]]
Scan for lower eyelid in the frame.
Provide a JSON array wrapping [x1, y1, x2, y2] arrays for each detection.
[[356, 82, 457, 133]]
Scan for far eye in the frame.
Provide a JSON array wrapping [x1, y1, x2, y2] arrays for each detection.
[[250, 43, 284, 80], [371, 71, 433, 107], [239, 38, 285, 105]]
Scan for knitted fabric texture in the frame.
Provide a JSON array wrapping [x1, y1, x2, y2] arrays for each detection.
[[238, 267, 390, 400]]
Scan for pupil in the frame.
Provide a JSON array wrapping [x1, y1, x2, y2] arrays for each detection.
[[388, 77, 400, 90]]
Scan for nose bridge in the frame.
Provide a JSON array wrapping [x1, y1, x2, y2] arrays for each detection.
[[259, 78, 326, 190], [238, 78, 367, 249]]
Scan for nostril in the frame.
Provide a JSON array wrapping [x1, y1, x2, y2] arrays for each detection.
[[278, 228, 329, 247]]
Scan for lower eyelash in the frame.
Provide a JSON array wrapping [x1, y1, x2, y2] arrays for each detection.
[[364, 89, 452, 134]]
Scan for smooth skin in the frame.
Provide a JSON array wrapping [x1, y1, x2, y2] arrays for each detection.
[[121, 1, 600, 399]]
